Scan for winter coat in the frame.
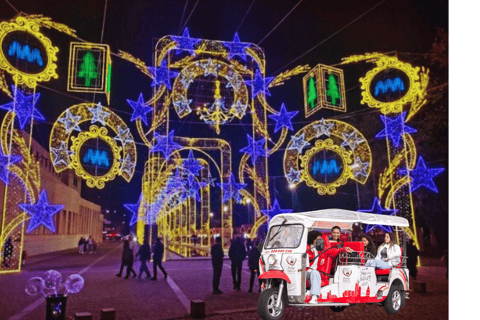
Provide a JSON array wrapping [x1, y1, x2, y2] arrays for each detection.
[[375, 243, 402, 267], [123, 247, 134, 264], [136, 244, 151, 262], [153, 242, 164, 261], [228, 239, 246, 262], [211, 243, 224, 266], [248, 247, 261, 271], [306, 234, 345, 286]]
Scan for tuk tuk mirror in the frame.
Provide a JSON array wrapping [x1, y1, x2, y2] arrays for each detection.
[[257, 241, 264, 253], [315, 238, 324, 251]]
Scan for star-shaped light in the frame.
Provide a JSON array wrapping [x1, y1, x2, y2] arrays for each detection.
[[120, 154, 135, 177], [341, 131, 364, 150], [216, 173, 247, 203], [375, 112, 417, 148], [185, 174, 206, 202], [180, 69, 196, 87], [230, 101, 248, 118], [114, 126, 134, 145], [19, 189, 64, 233], [0, 85, 44, 129], [200, 58, 220, 77], [147, 60, 178, 90], [223, 33, 250, 60], [285, 167, 302, 185], [173, 96, 193, 114], [203, 172, 216, 187], [313, 118, 335, 138], [226, 71, 243, 91], [261, 198, 293, 220], [0, 150, 22, 184], [88, 102, 110, 126], [288, 133, 310, 153], [51, 141, 73, 167], [244, 69, 274, 98], [268, 103, 298, 133], [124, 195, 142, 226], [150, 130, 182, 158], [172, 28, 201, 54], [127, 93, 152, 125], [182, 150, 204, 176], [399, 157, 445, 193], [350, 156, 369, 178], [358, 197, 398, 233], [58, 109, 82, 134], [239, 135, 268, 164]]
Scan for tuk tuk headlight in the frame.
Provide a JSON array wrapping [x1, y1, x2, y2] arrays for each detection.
[[267, 254, 277, 266]]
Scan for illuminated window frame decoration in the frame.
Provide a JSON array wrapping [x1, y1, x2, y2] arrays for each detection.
[[0, 16, 58, 88], [303, 64, 346, 117], [49, 103, 136, 188], [67, 42, 112, 104], [284, 119, 372, 194]]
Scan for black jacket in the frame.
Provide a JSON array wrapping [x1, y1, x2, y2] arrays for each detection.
[[211, 243, 224, 266], [136, 244, 151, 262], [153, 242, 164, 261], [248, 247, 261, 270], [228, 239, 246, 262]]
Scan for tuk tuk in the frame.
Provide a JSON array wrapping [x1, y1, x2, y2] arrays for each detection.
[[257, 209, 410, 320]]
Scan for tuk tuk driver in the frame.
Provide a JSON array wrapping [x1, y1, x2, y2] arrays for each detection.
[[306, 230, 353, 304]]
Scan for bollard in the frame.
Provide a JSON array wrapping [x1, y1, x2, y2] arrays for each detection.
[[413, 281, 427, 293], [74, 312, 93, 320], [100, 308, 116, 320], [46, 294, 68, 320], [190, 300, 205, 318]]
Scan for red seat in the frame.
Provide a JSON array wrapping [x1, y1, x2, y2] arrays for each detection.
[[374, 248, 403, 275]]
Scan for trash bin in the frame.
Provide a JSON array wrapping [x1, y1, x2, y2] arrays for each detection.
[[46, 294, 68, 320]]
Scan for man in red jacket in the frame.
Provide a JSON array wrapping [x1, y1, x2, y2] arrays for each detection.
[[306, 230, 353, 303]]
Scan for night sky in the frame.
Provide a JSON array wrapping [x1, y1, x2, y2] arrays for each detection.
[[0, 0, 448, 245]]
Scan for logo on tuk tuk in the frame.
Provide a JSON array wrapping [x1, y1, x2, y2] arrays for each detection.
[[286, 256, 297, 266], [343, 268, 352, 277]]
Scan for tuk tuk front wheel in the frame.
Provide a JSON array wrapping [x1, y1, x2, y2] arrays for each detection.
[[258, 287, 285, 320], [384, 285, 404, 314]]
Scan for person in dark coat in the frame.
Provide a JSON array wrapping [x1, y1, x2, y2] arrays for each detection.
[[406, 239, 420, 280], [248, 240, 262, 292], [116, 240, 130, 278], [211, 236, 224, 294], [2, 237, 13, 267], [152, 237, 168, 280], [123, 241, 137, 279], [136, 243, 151, 279], [228, 236, 247, 291]]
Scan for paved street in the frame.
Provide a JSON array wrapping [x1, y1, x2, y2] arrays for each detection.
[[0, 242, 448, 320]]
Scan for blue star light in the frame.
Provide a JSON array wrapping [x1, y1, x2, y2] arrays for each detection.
[[261, 198, 293, 220], [375, 112, 417, 148], [150, 130, 182, 158], [288, 133, 310, 153], [172, 28, 201, 54], [185, 174, 206, 202], [127, 93, 152, 125], [244, 69, 274, 98], [239, 135, 268, 164], [285, 167, 302, 185], [358, 198, 398, 233], [19, 189, 64, 233], [216, 173, 247, 203], [182, 150, 204, 176], [203, 172, 216, 187], [268, 103, 298, 133], [223, 33, 250, 60], [399, 157, 445, 193], [124, 195, 142, 226], [0, 85, 44, 129], [147, 60, 178, 90], [0, 150, 22, 184], [88, 102, 110, 126], [58, 109, 82, 134]]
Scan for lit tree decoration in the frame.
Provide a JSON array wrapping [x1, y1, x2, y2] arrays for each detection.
[[182, 150, 204, 176], [216, 173, 247, 203], [313, 118, 335, 138], [285, 167, 302, 185], [171, 28, 201, 54], [268, 103, 298, 133], [341, 131, 364, 150], [88, 102, 110, 126], [147, 60, 178, 90], [124, 195, 142, 226], [357, 197, 398, 233], [288, 133, 311, 153], [399, 156, 445, 193], [150, 130, 182, 158], [19, 190, 64, 233], [50, 141, 73, 166], [375, 112, 416, 148], [77, 51, 98, 87], [0, 150, 22, 184], [58, 109, 82, 134], [127, 93, 152, 125], [261, 198, 293, 220], [240, 135, 268, 164], [245, 69, 274, 98], [223, 33, 250, 60], [307, 76, 317, 109], [0, 86, 44, 129], [325, 74, 341, 106]]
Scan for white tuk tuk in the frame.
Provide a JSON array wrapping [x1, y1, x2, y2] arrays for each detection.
[[257, 209, 410, 320]]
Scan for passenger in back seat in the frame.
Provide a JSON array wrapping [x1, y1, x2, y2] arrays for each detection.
[[365, 232, 401, 269]]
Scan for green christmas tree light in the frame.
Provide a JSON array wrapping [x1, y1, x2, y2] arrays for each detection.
[[307, 76, 317, 109], [326, 74, 341, 106], [78, 51, 99, 87]]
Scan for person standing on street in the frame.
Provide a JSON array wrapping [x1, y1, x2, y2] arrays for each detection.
[[152, 238, 168, 280], [248, 239, 261, 292], [78, 237, 85, 254], [116, 240, 130, 278], [228, 236, 246, 291], [124, 241, 137, 279], [211, 236, 224, 294], [406, 239, 420, 280], [136, 242, 151, 279]]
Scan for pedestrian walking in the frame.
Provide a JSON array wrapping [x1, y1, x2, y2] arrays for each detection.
[[78, 237, 85, 254], [406, 239, 420, 280], [2, 237, 13, 268], [228, 236, 246, 291], [116, 240, 130, 278], [248, 239, 262, 292], [87, 236, 93, 253], [152, 237, 168, 280], [136, 242, 151, 279], [211, 236, 224, 294], [124, 241, 137, 279]]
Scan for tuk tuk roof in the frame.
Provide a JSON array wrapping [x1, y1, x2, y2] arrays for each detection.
[[269, 209, 409, 230]]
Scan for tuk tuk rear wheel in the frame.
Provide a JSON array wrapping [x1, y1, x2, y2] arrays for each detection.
[[330, 306, 346, 312], [384, 285, 404, 314], [258, 287, 285, 320]]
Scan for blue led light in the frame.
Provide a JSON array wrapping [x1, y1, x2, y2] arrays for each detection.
[[82, 149, 110, 167], [7, 41, 43, 66], [0, 85, 44, 130], [223, 33, 250, 60], [127, 93, 152, 126], [399, 156, 445, 193], [357, 198, 397, 233], [171, 28, 201, 54], [182, 150, 204, 176], [244, 69, 274, 98], [374, 77, 405, 96], [268, 103, 298, 133], [19, 189, 64, 233], [312, 159, 340, 176], [288, 133, 310, 154], [216, 173, 247, 203], [0, 149, 22, 185], [147, 60, 178, 90], [239, 135, 268, 164], [261, 198, 293, 220], [375, 112, 416, 148], [124, 195, 142, 226], [285, 167, 302, 185], [150, 130, 182, 158]]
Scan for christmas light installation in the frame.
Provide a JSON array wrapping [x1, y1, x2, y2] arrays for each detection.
[[223, 33, 250, 60], [0, 149, 22, 184], [182, 150, 204, 176], [124, 195, 142, 226], [147, 60, 178, 89], [374, 77, 405, 97], [127, 93, 152, 125], [399, 157, 444, 193], [57, 109, 82, 134], [268, 103, 298, 133], [240, 135, 268, 164], [77, 51, 98, 86], [341, 131, 364, 150], [171, 28, 202, 54], [0, 86, 44, 129], [313, 118, 334, 138], [7, 41, 44, 66], [217, 173, 247, 203], [261, 198, 293, 220], [88, 102, 110, 126], [19, 189, 64, 233], [245, 69, 274, 98], [82, 149, 110, 167], [150, 130, 182, 158], [285, 167, 302, 185], [358, 198, 398, 233], [375, 112, 417, 148], [288, 133, 311, 153]]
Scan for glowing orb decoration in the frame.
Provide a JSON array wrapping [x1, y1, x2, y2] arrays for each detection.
[[64, 274, 84, 294], [25, 277, 45, 297], [19, 190, 64, 233], [0, 16, 58, 87]]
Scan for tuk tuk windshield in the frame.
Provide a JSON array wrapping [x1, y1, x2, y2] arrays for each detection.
[[265, 224, 304, 249]]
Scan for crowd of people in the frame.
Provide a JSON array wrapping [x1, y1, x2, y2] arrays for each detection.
[[78, 236, 97, 254]]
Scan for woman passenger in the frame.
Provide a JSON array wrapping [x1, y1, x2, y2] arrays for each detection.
[[361, 235, 377, 258], [365, 232, 401, 269]]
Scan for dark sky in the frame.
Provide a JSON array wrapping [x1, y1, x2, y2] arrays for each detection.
[[0, 0, 448, 232]]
